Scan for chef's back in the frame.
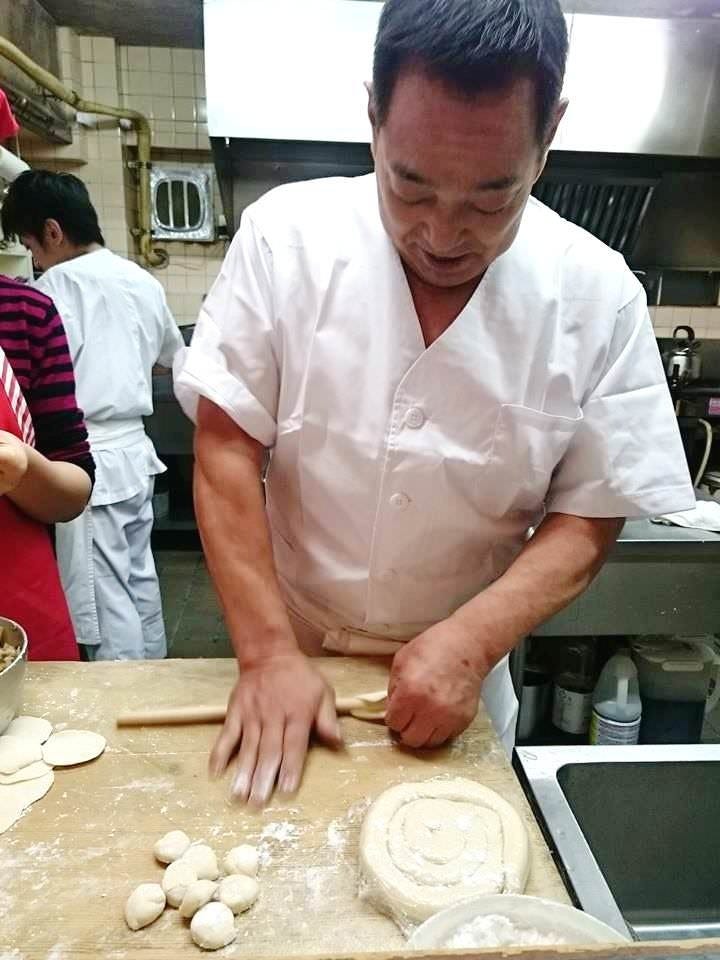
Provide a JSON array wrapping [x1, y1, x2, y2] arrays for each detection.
[[34, 247, 180, 425]]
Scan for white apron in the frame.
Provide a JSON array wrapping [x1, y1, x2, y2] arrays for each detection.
[[56, 418, 165, 648]]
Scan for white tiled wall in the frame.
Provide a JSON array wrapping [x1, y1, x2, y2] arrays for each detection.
[[22, 28, 128, 257], [20, 29, 224, 325], [649, 306, 720, 339], [118, 45, 207, 151]]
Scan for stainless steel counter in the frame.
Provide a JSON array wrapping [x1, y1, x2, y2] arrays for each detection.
[[534, 519, 720, 636]]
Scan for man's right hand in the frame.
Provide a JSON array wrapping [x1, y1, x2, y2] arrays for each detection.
[[209, 652, 342, 806]]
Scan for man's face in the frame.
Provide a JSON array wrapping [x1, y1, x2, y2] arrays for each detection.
[[371, 68, 554, 289]]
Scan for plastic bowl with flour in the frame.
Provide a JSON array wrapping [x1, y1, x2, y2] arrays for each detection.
[[407, 895, 630, 949]]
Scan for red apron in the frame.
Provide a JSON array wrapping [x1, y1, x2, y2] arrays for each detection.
[[0, 344, 79, 660]]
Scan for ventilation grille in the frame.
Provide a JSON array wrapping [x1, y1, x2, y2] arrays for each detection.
[[532, 177, 659, 256], [150, 166, 214, 242]]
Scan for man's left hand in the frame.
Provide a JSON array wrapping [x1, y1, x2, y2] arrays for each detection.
[[385, 618, 491, 748]]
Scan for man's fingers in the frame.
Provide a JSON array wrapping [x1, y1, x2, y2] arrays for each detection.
[[426, 726, 452, 749], [385, 694, 413, 733], [277, 714, 312, 795], [248, 719, 285, 807], [209, 714, 242, 779], [399, 717, 436, 749], [231, 721, 261, 801], [315, 691, 343, 746]]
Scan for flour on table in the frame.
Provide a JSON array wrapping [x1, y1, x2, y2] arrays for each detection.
[[445, 913, 570, 948]]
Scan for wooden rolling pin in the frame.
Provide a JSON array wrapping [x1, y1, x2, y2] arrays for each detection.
[[116, 689, 387, 728]]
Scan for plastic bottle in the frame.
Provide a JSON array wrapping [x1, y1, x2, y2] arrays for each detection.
[[590, 652, 642, 745]]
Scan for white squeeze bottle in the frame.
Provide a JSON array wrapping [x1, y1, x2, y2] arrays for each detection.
[[589, 651, 642, 745]]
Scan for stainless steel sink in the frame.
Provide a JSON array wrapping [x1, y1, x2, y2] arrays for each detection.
[[515, 745, 720, 941]]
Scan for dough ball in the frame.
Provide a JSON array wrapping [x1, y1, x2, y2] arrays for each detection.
[[6, 716, 53, 744], [0, 760, 52, 785], [154, 829, 191, 864], [178, 879, 218, 919], [218, 874, 259, 915], [190, 901, 237, 951], [42, 729, 106, 767], [162, 860, 197, 908], [223, 843, 259, 878], [359, 778, 530, 925], [180, 842, 219, 881], [124, 882, 166, 930], [0, 735, 42, 775]]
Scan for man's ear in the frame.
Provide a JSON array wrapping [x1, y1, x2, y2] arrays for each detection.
[[43, 219, 64, 248], [366, 81, 378, 125], [365, 80, 377, 160], [545, 97, 568, 150], [534, 98, 569, 185]]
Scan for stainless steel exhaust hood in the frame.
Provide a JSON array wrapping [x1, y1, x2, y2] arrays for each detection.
[[204, 2, 720, 267]]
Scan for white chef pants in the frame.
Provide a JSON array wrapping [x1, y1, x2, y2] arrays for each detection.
[[81, 479, 167, 661]]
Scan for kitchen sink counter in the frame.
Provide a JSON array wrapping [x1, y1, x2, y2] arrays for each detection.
[[515, 744, 720, 943]]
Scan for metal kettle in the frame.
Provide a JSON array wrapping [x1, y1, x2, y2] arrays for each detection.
[[664, 325, 702, 386]]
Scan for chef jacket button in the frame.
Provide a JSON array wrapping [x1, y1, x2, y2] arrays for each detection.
[[405, 406, 426, 429], [389, 492, 410, 510]]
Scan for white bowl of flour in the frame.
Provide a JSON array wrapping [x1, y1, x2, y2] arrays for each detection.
[[407, 895, 630, 949]]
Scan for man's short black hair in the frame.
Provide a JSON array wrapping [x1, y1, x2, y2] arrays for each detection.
[[1, 169, 105, 247], [372, 0, 569, 141]]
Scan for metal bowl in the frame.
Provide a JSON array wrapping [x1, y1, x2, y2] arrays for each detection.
[[0, 617, 28, 734]]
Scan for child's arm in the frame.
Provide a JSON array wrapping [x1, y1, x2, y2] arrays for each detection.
[[0, 430, 91, 522]]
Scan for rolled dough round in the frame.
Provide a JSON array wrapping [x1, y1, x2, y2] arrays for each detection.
[[42, 729, 106, 767], [6, 716, 53, 744], [0, 770, 54, 835], [359, 778, 530, 925], [0, 735, 42, 775], [0, 760, 52, 785]]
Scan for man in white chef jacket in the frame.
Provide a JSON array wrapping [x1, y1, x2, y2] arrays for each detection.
[[175, 0, 694, 803], [2, 170, 184, 660]]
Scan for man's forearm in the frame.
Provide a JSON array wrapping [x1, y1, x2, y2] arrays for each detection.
[[8, 447, 91, 523], [451, 513, 624, 671], [194, 398, 297, 667]]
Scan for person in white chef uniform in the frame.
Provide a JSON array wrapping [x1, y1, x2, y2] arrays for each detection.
[[175, 0, 694, 803], [2, 170, 184, 660]]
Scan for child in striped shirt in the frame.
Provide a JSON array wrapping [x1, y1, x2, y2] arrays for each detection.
[[0, 274, 93, 659]]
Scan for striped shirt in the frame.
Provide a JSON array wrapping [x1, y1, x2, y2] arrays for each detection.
[[0, 275, 94, 480]]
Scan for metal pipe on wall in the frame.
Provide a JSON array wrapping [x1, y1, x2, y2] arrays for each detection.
[[0, 34, 166, 268]]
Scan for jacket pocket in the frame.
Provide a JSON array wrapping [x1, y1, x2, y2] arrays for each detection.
[[479, 404, 584, 516]]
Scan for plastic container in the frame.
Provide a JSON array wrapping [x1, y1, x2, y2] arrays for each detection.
[[552, 639, 597, 737], [407, 895, 629, 948], [632, 636, 720, 744], [589, 652, 641, 745]]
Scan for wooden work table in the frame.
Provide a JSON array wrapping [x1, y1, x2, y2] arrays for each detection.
[[4, 657, 569, 958]]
